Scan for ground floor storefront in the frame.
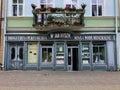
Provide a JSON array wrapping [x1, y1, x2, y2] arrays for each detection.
[[4, 31, 116, 71]]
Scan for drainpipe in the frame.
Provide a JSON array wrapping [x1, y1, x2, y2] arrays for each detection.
[[2, 0, 7, 70], [0, 0, 2, 36], [115, 0, 119, 70]]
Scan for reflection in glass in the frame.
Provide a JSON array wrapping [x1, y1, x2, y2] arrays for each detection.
[[19, 5, 23, 16], [19, 0, 23, 3], [11, 48, 15, 60], [13, 5, 17, 16], [19, 48, 23, 59], [82, 43, 90, 64], [93, 45, 105, 64], [13, 0, 17, 3], [42, 48, 52, 63], [56, 43, 64, 64]]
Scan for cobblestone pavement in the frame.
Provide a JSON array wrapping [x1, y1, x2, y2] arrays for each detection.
[[0, 71, 120, 90]]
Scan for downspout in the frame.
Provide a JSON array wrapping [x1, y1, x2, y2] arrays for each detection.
[[0, 0, 2, 36], [115, 0, 119, 70], [2, 0, 7, 70]]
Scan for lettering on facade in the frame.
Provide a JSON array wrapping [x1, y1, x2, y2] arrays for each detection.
[[6, 36, 47, 41], [48, 31, 73, 39], [6, 34, 115, 41], [74, 35, 115, 41]]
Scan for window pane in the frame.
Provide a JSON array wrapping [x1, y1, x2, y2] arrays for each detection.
[[42, 48, 47, 62], [92, 0, 97, 4], [56, 43, 64, 64], [98, 5, 102, 16], [13, 0, 17, 3], [92, 5, 97, 16], [98, 0, 103, 5], [40, 0, 46, 3], [19, 48, 23, 59], [82, 43, 90, 64], [93, 47, 98, 63], [19, 0, 23, 3], [19, 5, 23, 16], [27, 43, 38, 64], [48, 48, 52, 62], [48, 0, 54, 3], [13, 5, 17, 16], [65, 0, 71, 4], [99, 47, 105, 64], [72, 0, 77, 5], [11, 48, 15, 60]]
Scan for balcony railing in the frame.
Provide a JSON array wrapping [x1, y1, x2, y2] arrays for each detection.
[[31, 4, 86, 30]]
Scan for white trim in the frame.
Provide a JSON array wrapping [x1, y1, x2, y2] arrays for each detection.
[[10, 0, 24, 16], [23, 0, 25, 16], [91, 0, 104, 16]]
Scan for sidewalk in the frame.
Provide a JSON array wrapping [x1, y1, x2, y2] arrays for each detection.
[[0, 71, 120, 90]]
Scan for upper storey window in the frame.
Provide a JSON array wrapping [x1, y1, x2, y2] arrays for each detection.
[[64, 0, 77, 8], [92, 0, 104, 16], [12, 0, 23, 16], [40, 0, 55, 8]]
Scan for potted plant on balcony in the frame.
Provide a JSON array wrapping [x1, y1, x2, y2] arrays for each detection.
[[81, 3, 87, 9], [73, 21, 80, 26], [65, 6, 71, 13], [38, 8, 46, 12], [47, 7, 52, 13]]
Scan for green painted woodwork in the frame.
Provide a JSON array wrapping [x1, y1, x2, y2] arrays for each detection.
[[7, 17, 33, 28], [7, 17, 116, 28], [85, 17, 115, 27]]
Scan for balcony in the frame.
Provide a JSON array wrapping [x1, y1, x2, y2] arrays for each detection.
[[31, 4, 86, 31]]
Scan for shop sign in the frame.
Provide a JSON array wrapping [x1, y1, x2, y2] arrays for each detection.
[[48, 31, 74, 39], [6, 35, 47, 41], [74, 35, 115, 41]]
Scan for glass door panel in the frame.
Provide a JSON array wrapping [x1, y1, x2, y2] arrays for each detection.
[[81, 43, 90, 64], [56, 43, 64, 64]]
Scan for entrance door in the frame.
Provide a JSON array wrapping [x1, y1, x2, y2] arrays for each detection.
[[68, 47, 78, 71], [9, 44, 23, 70]]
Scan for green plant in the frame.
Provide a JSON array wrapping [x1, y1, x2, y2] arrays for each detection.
[[47, 15, 55, 21]]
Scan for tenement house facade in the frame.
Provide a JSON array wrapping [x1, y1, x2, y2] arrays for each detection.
[[4, 0, 118, 71]]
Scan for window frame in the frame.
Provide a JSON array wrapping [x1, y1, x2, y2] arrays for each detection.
[[92, 42, 106, 65], [11, 0, 24, 16], [91, 0, 104, 16], [38, 0, 55, 8]]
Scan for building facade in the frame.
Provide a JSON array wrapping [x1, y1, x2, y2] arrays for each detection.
[[0, 0, 4, 67], [4, 0, 118, 71]]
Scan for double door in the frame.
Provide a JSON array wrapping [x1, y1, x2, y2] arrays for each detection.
[[9, 44, 23, 70]]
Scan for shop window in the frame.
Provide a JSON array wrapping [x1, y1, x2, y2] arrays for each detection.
[[27, 42, 38, 64], [56, 43, 65, 64], [81, 43, 90, 64], [93, 42, 106, 64], [12, 0, 23, 16], [42, 48, 52, 63], [92, 0, 104, 16]]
